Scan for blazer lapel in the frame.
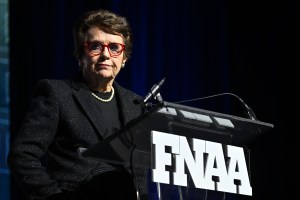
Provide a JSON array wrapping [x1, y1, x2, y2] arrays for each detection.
[[67, 73, 142, 139], [114, 83, 142, 125], [70, 79, 107, 140]]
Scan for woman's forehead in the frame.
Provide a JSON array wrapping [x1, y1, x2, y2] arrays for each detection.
[[85, 27, 124, 43]]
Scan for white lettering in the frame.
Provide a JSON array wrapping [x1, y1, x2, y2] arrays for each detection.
[[151, 131, 252, 196]]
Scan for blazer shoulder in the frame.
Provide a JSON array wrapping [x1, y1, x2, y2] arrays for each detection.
[[114, 82, 143, 101], [35, 79, 70, 88], [32, 79, 73, 97]]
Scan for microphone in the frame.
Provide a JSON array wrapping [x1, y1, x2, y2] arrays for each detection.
[[173, 93, 257, 120], [142, 78, 166, 104], [235, 95, 257, 120]]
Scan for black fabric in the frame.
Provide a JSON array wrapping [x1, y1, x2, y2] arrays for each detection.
[[7, 73, 143, 200], [92, 91, 122, 138], [45, 168, 137, 200]]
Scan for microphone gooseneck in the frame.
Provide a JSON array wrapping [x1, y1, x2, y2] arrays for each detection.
[[173, 92, 257, 120]]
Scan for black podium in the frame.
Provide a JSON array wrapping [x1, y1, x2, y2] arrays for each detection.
[[81, 101, 273, 200]]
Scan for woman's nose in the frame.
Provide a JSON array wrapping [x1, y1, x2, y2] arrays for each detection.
[[102, 46, 111, 57]]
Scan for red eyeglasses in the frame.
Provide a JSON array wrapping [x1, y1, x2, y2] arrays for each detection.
[[84, 41, 125, 57]]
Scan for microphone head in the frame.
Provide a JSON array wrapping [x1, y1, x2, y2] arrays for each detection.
[[159, 77, 166, 85]]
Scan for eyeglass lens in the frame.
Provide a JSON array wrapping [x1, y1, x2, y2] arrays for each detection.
[[87, 42, 124, 56]]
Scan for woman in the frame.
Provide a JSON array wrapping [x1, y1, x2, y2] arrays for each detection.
[[8, 9, 142, 200]]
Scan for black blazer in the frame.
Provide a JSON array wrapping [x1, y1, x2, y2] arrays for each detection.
[[7, 73, 143, 200]]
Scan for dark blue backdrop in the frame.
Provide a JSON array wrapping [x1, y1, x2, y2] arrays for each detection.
[[9, 0, 283, 200]]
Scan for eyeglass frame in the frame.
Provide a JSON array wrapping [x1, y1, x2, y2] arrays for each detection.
[[84, 41, 126, 57]]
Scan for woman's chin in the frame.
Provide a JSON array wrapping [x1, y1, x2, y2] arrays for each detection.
[[95, 69, 111, 77], [96, 72, 113, 80]]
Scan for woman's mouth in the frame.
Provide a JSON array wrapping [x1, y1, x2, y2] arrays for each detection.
[[95, 63, 111, 70]]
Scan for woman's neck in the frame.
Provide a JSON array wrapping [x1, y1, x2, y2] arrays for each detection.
[[82, 73, 114, 92]]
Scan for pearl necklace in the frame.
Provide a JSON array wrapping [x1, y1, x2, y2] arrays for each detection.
[[91, 86, 115, 102]]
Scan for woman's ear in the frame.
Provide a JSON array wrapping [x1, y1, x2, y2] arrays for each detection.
[[121, 59, 127, 68], [78, 59, 82, 70]]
